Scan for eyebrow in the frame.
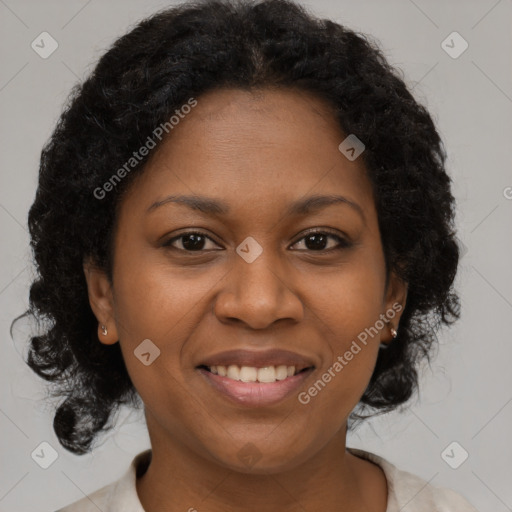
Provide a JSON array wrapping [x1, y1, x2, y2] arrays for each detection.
[[147, 193, 365, 221]]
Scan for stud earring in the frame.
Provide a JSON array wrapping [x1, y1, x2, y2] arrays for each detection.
[[101, 324, 108, 336], [390, 326, 398, 339]]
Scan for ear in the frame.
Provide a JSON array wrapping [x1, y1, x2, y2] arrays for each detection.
[[381, 270, 408, 345], [83, 256, 119, 345]]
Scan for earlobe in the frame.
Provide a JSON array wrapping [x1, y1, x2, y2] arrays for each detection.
[[382, 271, 408, 344], [97, 322, 118, 345], [83, 257, 119, 345]]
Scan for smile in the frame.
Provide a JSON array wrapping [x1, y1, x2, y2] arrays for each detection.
[[197, 365, 315, 407]]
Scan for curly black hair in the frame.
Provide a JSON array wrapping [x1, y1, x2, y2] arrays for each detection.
[[12, 0, 460, 455]]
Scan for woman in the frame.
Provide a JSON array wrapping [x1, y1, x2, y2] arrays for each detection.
[[16, 0, 478, 510]]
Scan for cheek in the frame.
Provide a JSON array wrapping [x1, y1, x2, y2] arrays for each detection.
[[304, 251, 386, 342], [110, 250, 227, 394], [112, 249, 219, 339], [296, 254, 385, 409], [110, 259, 202, 417]]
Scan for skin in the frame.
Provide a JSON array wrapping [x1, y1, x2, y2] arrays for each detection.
[[84, 87, 407, 512]]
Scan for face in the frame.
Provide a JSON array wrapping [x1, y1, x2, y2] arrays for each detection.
[[84, 87, 407, 474]]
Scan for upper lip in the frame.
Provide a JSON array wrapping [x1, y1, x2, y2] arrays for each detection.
[[197, 349, 316, 372]]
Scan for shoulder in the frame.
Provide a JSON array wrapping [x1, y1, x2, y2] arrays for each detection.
[[55, 449, 151, 512], [55, 482, 114, 512], [347, 447, 479, 512]]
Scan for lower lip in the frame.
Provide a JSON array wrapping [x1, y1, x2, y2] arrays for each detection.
[[197, 367, 314, 407]]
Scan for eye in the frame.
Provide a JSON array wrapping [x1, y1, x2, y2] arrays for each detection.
[[163, 229, 351, 253], [163, 231, 222, 252], [290, 230, 351, 252]]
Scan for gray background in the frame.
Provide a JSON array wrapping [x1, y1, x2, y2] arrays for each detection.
[[1, 0, 511, 511]]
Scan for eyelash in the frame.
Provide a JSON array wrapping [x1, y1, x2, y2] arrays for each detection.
[[163, 229, 351, 253]]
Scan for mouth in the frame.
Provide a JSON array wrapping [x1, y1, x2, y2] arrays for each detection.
[[197, 363, 312, 383], [195, 363, 316, 407]]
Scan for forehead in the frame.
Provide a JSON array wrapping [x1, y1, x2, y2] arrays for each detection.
[[188, 87, 336, 124], [119, 87, 374, 219]]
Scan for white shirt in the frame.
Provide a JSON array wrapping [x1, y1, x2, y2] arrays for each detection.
[[56, 447, 479, 511]]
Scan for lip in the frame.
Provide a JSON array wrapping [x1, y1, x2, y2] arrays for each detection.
[[197, 366, 315, 407], [197, 348, 316, 372]]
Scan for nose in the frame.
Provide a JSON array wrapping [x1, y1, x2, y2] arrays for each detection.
[[213, 253, 304, 329]]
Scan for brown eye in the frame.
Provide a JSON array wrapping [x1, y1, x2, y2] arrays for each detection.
[[291, 231, 351, 252], [163, 232, 221, 252]]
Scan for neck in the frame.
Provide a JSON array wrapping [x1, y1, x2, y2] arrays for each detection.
[[136, 417, 387, 512]]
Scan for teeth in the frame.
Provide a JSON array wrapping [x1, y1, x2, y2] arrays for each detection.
[[227, 365, 240, 380], [258, 366, 277, 383], [239, 366, 258, 382], [207, 365, 300, 383], [275, 365, 288, 380]]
